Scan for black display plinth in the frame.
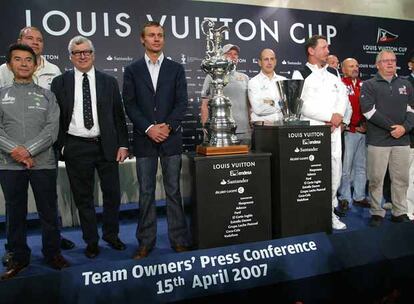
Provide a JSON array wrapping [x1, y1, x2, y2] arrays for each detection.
[[253, 125, 332, 238], [189, 153, 272, 249]]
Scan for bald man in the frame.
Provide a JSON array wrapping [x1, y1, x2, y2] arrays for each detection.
[[248, 48, 286, 123], [337, 58, 369, 214]]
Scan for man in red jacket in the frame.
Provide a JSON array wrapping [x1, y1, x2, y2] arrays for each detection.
[[337, 58, 370, 214]]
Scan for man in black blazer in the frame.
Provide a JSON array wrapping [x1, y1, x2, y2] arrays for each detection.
[[123, 21, 191, 259], [51, 36, 129, 258]]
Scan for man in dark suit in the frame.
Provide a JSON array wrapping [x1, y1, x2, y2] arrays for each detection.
[[51, 36, 129, 258], [123, 21, 191, 259]]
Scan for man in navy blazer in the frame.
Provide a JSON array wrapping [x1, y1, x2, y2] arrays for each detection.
[[51, 36, 129, 258], [123, 21, 191, 259]]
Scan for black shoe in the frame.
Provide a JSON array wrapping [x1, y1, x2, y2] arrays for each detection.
[[61, 238, 75, 250], [85, 243, 100, 259], [369, 215, 383, 227], [2, 251, 13, 267], [390, 214, 411, 223], [1, 261, 29, 280], [334, 207, 347, 218], [338, 199, 350, 211], [354, 199, 370, 208], [47, 254, 70, 270], [172, 245, 191, 253], [133, 246, 152, 260], [102, 237, 126, 251]]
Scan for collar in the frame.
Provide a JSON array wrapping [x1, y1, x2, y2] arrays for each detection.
[[374, 72, 397, 82], [306, 62, 328, 72], [74, 67, 95, 78], [259, 70, 277, 80], [145, 52, 164, 65]]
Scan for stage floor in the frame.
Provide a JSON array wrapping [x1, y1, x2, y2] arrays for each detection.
[[0, 203, 413, 304]]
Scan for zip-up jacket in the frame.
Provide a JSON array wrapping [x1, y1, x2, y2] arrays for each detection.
[[0, 81, 59, 169], [360, 73, 414, 146]]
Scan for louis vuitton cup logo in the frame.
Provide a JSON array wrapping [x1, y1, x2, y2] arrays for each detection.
[[377, 28, 398, 43]]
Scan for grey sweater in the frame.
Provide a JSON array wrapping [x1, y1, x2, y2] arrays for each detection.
[[0, 82, 59, 170]]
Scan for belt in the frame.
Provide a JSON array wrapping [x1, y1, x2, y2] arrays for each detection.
[[67, 134, 101, 142]]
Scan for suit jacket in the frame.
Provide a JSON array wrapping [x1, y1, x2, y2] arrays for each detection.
[[51, 69, 128, 161], [122, 57, 188, 157]]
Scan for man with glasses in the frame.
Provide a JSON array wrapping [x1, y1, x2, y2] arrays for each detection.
[[360, 50, 414, 227], [51, 36, 129, 258]]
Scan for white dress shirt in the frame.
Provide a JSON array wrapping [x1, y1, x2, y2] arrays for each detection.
[[68, 67, 100, 137], [144, 53, 164, 133], [145, 52, 164, 91], [248, 71, 287, 122]]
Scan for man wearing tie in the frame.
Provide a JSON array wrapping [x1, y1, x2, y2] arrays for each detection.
[[123, 21, 191, 259], [51, 36, 129, 258]]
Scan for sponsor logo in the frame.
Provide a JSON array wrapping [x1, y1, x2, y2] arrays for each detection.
[[106, 55, 113, 61], [230, 170, 252, 176], [2, 92, 15, 103], [377, 27, 398, 43]]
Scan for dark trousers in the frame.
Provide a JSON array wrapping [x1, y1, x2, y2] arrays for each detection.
[[135, 154, 190, 248], [0, 169, 60, 263], [64, 135, 121, 245]]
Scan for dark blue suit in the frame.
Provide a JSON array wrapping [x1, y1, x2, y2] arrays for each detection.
[[123, 56, 191, 249]]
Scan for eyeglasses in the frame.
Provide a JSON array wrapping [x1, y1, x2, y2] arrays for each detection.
[[379, 59, 397, 64], [71, 50, 93, 57]]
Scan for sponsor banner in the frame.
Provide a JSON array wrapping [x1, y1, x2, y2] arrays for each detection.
[[1, 0, 412, 151]]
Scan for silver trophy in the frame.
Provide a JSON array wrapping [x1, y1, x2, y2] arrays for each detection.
[[276, 79, 309, 125], [200, 20, 239, 147]]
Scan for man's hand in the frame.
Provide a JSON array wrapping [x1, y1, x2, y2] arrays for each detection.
[[11, 146, 31, 162], [21, 157, 34, 169], [330, 113, 343, 128], [116, 148, 129, 163], [147, 123, 170, 143], [390, 125, 406, 139]]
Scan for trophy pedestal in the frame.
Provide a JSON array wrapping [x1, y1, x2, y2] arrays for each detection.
[[196, 144, 249, 156], [253, 124, 332, 238], [189, 152, 272, 249]]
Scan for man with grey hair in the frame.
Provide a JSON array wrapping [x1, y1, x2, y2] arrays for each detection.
[[360, 49, 414, 227], [51, 36, 129, 258], [201, 44, 251, 143]]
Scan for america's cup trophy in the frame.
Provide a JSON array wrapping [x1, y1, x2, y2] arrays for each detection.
[[275, 79, 309, 125], [196, 20, 249, 155]]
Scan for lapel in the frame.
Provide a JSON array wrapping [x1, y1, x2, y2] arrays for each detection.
[[65, 70, 75, 119], [156, 58, 169, 92], [139, 58, 155, 93], [95, 69, 104, 110]]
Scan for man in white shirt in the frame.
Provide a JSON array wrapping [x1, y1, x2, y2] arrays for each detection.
[[0, 27, 61, 90], [51, 36, 129, 258], [292, 35, 349, 230], [248, 48, 287, 123]]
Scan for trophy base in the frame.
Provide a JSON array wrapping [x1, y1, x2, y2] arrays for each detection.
[[284, 120, 310, 126], [196, 144, 249, 156]]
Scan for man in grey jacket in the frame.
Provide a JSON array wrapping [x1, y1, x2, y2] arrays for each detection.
[[0, 44, 69, 280]]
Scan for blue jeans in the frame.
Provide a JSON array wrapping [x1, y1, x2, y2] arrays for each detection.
[[338, 131, 367, 202], [135, 155, 190, 248]]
